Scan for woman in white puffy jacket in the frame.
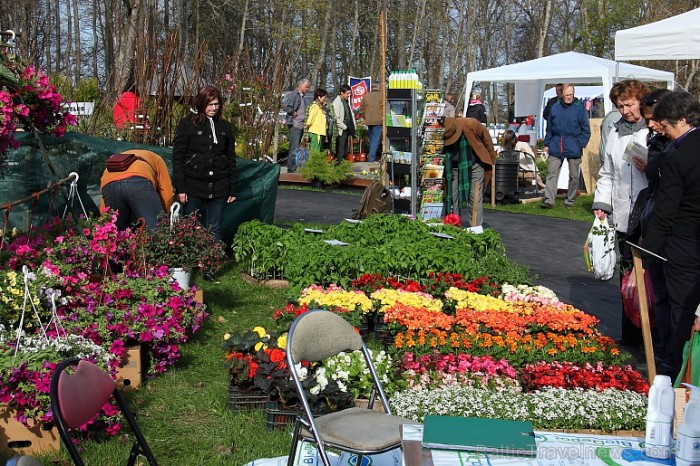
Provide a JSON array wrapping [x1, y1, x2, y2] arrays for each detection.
[[592, 79, 650, 346]]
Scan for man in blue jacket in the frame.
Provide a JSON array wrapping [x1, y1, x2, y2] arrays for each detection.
[[541, 84, 590, 208]]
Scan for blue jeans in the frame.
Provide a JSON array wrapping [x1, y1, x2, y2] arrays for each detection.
[[102, 177, 163, 230], [184, 196, 226, 241], [287, 126, 304, 171], [367, 125, 382, 162]]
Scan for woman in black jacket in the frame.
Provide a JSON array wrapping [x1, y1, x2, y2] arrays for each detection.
[[172, 86, 237, 242], [644, 90, 700, 378]]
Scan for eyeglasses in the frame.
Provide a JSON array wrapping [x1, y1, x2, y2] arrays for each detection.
[[563, 94, 574, 97]]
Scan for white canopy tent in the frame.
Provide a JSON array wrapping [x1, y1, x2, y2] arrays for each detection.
[[464, 51, 674, 137], [615, 8, 700, 61]]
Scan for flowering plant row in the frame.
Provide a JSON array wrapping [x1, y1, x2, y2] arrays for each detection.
[[390, 386, 646, 432], [398, 352, 520, 392], [520, 361, 649, 394]]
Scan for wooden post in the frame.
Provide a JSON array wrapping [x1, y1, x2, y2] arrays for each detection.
[[491, 163, 496, 208], [380, 2, 387, 186], [631, 247, 656, 382], [471, 181, 480, 227]]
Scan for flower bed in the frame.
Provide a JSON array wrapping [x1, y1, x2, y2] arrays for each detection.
[[225, 275, 648, 432]]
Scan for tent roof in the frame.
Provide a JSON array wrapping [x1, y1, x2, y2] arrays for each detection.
[[615, 8, 700, 61], [464, 51, 673, 131], [466, 51, 674, 85]]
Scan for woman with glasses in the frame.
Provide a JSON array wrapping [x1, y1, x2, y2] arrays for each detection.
[[592, 79, 649, 348], [172, 85, 237, 246], [643, 90, 700, 378]]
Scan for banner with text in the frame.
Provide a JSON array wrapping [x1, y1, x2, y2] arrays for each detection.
[[349, 76, 371, 114]]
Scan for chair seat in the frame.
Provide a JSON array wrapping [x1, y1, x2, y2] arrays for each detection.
[[300, 408, 412, 452]]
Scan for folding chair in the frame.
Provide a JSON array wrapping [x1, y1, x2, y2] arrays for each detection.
[[285, 309, 411, 466], [49, 358, 158, 466]]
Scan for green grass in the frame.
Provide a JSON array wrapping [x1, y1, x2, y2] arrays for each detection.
[[28, 266, 294, 466], [487, 194, 594, 222]]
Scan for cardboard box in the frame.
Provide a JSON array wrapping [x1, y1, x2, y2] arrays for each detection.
[[116, 345, 143, 388], [0, 405, 60, 456]]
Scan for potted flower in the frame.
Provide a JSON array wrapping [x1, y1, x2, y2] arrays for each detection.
[[223, 327, 293, 407], [140, 213, 227, 288], [351, 126, 369, 162], [322, 349, 403, 404], [299, 151, 352, 188]]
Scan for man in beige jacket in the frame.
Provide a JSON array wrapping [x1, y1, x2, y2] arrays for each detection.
[[357, 83, 383, 162]]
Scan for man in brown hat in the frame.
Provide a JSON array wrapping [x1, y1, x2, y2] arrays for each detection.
[[442, 117, 497, 226]]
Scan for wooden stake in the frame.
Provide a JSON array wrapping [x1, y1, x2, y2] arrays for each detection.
[[491, 163, 496, 208], [471, 181, 480, 227], [631, 247, 656, 382]]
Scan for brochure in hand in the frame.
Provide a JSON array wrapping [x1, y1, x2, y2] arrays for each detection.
[[422, 416, 537, 456]]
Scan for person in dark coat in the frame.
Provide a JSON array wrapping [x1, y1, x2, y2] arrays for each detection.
[[465, 92, 487, 124], [644, 90, 700, 378], [172, 85, 237, 242], [542, 83, 563, 123]]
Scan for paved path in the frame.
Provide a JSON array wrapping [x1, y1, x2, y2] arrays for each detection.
[[274, 189, 623, 340]]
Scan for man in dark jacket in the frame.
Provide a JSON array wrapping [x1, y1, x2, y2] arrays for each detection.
[[282, 79, 310, 173], [541, 84, 590, 208]]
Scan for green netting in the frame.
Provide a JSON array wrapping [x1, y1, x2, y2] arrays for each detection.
[[0, 132, 279, 246]]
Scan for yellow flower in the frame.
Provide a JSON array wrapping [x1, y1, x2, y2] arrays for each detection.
[[298, 289, 373, 313], [252, 326, 268, 338], [255, 342, 268, 351], [370, 288, 443, 313], [277, 333, 287, 350], [445, 287, 513, 312], [223, 333, 231, 341]]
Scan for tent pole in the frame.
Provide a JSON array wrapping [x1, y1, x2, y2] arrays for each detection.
[[380, 0, 388, 187]]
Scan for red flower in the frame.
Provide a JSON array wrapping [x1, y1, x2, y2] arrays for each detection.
[[269, 348, 286, 364], [444, 213, 461, 226]]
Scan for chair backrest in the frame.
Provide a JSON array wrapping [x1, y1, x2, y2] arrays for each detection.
[[287, 309, 363, 363], [50, 358, 159, 466], [54, 359, 115, 429]]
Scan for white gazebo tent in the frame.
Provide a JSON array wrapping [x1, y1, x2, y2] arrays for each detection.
[[463, 51, 674, 137], [615, 8, 700, 61], [464, 52, 674, 196]]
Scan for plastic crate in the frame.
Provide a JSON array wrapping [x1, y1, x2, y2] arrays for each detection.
[[264, 401, 299, 431], [227, 384, 269, 411]]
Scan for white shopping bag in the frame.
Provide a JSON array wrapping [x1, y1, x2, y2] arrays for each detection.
[[584, 217, 617, 281]]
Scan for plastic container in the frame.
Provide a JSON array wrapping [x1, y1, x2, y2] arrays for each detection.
[[676, 384, 700, 466], [644, 375, 674, 459]]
